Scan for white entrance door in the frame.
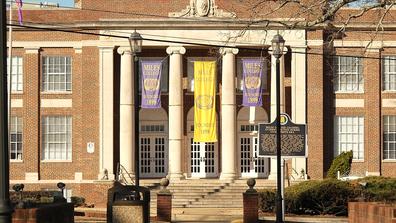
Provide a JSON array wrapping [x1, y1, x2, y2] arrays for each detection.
[[189, 138, 218, 178], [239, 135, 269, 178], [140, 136, 168, 178]]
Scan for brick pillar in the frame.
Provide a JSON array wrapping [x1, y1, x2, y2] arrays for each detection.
[[157, 178, 172, 222], [307, 31, 324, 179], [23, 47, 41, 181], [364, 49, 381, 176], [243, 179, 258, 223]]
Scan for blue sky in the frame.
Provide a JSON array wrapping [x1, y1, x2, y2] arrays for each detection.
[[26, 0, 74, 7]]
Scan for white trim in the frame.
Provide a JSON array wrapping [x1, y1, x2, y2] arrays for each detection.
[[11, 99, 23, 107], [335, 99, 364, 108], [40, 99, 72, 108], [382, 99, 396, 107]]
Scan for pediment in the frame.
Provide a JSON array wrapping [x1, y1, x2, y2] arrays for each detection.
[[169, 0, 236, 18]]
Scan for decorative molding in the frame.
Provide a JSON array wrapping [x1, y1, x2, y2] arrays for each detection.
[[24, 47, 40, 54], [335, 99, 364, 108], [166, 46, 186, 55], [41, 99, 72, 108], [74, 47, 82, 54], [219, 47, 238, 55], [117, 47, 133, 55], [169, 0, 236, 18]]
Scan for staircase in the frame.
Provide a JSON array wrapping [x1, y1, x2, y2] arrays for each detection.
[[141, 179, 276, 221]]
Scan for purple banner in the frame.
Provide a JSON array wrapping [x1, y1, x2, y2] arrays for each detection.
[[242, 59, 264, 106], [141, 60, 162, 108]]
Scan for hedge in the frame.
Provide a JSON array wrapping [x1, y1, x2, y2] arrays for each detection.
[[259, 176, 396, 216]]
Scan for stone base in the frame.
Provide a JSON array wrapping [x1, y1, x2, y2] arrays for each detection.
[[219, 172, 237, 180], [168, 173, 185, 181]]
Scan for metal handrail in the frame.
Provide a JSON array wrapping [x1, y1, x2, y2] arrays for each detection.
[[116, 162, 135, 185]]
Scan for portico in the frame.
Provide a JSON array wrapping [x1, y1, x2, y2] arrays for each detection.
[[98, 28, 307, 180]]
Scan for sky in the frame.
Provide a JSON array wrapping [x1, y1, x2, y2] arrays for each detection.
[[25, 0, 75, 7]]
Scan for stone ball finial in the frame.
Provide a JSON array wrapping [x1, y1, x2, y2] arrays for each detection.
[[160, 178, 170, 187], [247, 178, 256, 189]]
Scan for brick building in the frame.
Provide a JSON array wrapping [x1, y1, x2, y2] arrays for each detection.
[[6, 0, 396, 205]]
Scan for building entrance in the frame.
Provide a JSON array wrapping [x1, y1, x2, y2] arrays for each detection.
[[237, 107, 270, 178], [139, 108, 168, 178], [189, 138, 218, 178]]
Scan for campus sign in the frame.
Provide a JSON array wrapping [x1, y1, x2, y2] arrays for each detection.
[[258, 114, 306, 157]]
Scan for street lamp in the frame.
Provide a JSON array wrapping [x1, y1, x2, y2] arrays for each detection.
[[0, 1, 12, 222], [128, 30, 143, 188], [271, 33, 285, 223]]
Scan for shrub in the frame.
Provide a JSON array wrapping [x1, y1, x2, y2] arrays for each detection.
[[327, 151, 353, 179], [259, 179, 357, 216], [258, 189, 276, 212], [356, 176, 396, 202], [70, 196, 86, 207]]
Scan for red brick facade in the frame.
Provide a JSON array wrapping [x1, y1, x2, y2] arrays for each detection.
[[6, 0, 396, 207]]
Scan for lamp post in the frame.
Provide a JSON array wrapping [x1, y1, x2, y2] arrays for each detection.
[[271, 33, 285, 223], [0, 1, 12, 222], [128, 31, 143, 188]]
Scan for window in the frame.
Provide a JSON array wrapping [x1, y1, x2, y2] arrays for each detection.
[[187, 57, 217, 92], [42, 116, 72, 160], [334, 116, 364, 160], [10, 116, 23, 160], [139, 57, 169, 92], [334, 56, 363, 92], [383, 116, 396, 160], [7, 56, 23, 91], [42, 56, 72, 92], [236, 57, 268, 92], [383, 56, 396, 91]]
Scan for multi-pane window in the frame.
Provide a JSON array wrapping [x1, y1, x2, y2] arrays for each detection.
[[42, 116, 72, 160], [7, 56, 23, 91], [334, 116, 364, 160], [383, 56, 396, 91], [334, 56, 363, 92], [42, 56, 72, 92], [10, 116, 23, 160], [383, 116, 396, 160]]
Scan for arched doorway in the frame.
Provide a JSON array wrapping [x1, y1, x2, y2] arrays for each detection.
[[237, 107, 270, 178], [139, 108, 168, 178], [186, 108, 219, 178]]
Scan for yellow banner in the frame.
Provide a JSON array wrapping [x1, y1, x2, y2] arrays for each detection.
[[194, 61, 217, 142]]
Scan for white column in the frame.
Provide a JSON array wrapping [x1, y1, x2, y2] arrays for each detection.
[[166, 46, 186, 180], [291, 47, 307, 180], [219, 47, 239, 180], [98, 47, 115, 180], [268, 48, 287, 180], [118, 47, 135, 182]]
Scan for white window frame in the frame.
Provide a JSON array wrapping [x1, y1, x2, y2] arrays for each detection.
[[334, 116, 364, 160], [7, 56, 23, 92], [42, 56, 72, 92], [42, 116, 72, 161], [383, 116, 396, 160], [334, 56, 363, 92], [383, 56, 396, 91], [10, 116, 23, 161]]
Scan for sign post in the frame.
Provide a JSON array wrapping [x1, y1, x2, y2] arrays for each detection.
[[258, 114, 306, 158]]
